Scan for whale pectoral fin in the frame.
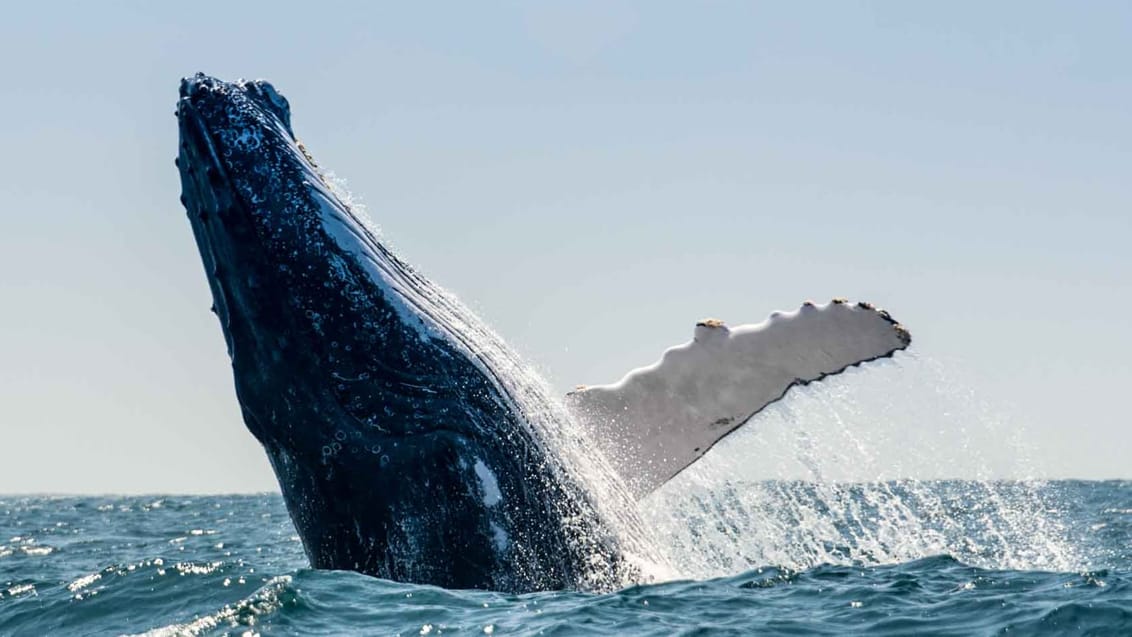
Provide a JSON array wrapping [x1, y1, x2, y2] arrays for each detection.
[[564, 299, 911, 499]]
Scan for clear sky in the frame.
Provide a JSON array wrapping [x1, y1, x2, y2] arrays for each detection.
[[1, 2, 1128, 493]]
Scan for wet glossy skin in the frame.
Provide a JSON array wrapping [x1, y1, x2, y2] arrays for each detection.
[[175, 74, 625, 591]]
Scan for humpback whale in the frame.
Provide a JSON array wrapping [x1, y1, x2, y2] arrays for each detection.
[[175, 73, 911, 592]]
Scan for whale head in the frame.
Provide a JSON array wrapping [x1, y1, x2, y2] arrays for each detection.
[[174, 74, 622, 590], [175, 71, 517, 454], [175, 73, 447, 447], [177, 73, 362, 447]]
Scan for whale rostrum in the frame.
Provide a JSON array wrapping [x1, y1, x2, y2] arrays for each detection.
[[175, 73, 911, 591]]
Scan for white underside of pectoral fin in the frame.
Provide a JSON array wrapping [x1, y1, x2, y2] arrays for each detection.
[[564, 299, 911, 499]]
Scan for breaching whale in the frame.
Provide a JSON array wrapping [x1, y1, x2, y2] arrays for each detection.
[[175, 73, 911, 592]]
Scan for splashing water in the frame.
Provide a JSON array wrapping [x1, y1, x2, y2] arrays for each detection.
[[4, 490, 1126, 636], [319, 170, 381, 238], [312, 160, 667, 587], [312, 161, 1076, 586], [642, 353, 1081, 579]]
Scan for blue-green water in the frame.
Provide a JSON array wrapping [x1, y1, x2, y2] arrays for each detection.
[[1, 481, 1130, 636]]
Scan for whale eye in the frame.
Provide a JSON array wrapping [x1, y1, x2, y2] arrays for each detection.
[[244, 79, 293, 136]]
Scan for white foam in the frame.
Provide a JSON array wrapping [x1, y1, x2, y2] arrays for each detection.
[[128, 575, 294, 637], [67, 573, 101, 592]]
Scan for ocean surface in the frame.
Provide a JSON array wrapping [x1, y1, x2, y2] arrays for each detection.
[[1, 481, 1130, 636]]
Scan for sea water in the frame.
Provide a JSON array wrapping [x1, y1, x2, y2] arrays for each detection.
[[3, 358, 1129, 635], [0, 482, 1129, 636]]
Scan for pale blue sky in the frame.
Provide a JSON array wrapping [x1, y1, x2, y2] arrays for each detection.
[[1, 2, 1128, 493]]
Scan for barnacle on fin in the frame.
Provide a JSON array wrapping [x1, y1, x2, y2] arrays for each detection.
[[893, 323, 912, 345]]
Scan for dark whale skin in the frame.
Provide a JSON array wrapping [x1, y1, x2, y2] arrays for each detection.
[[175, 73, 628, 592]]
